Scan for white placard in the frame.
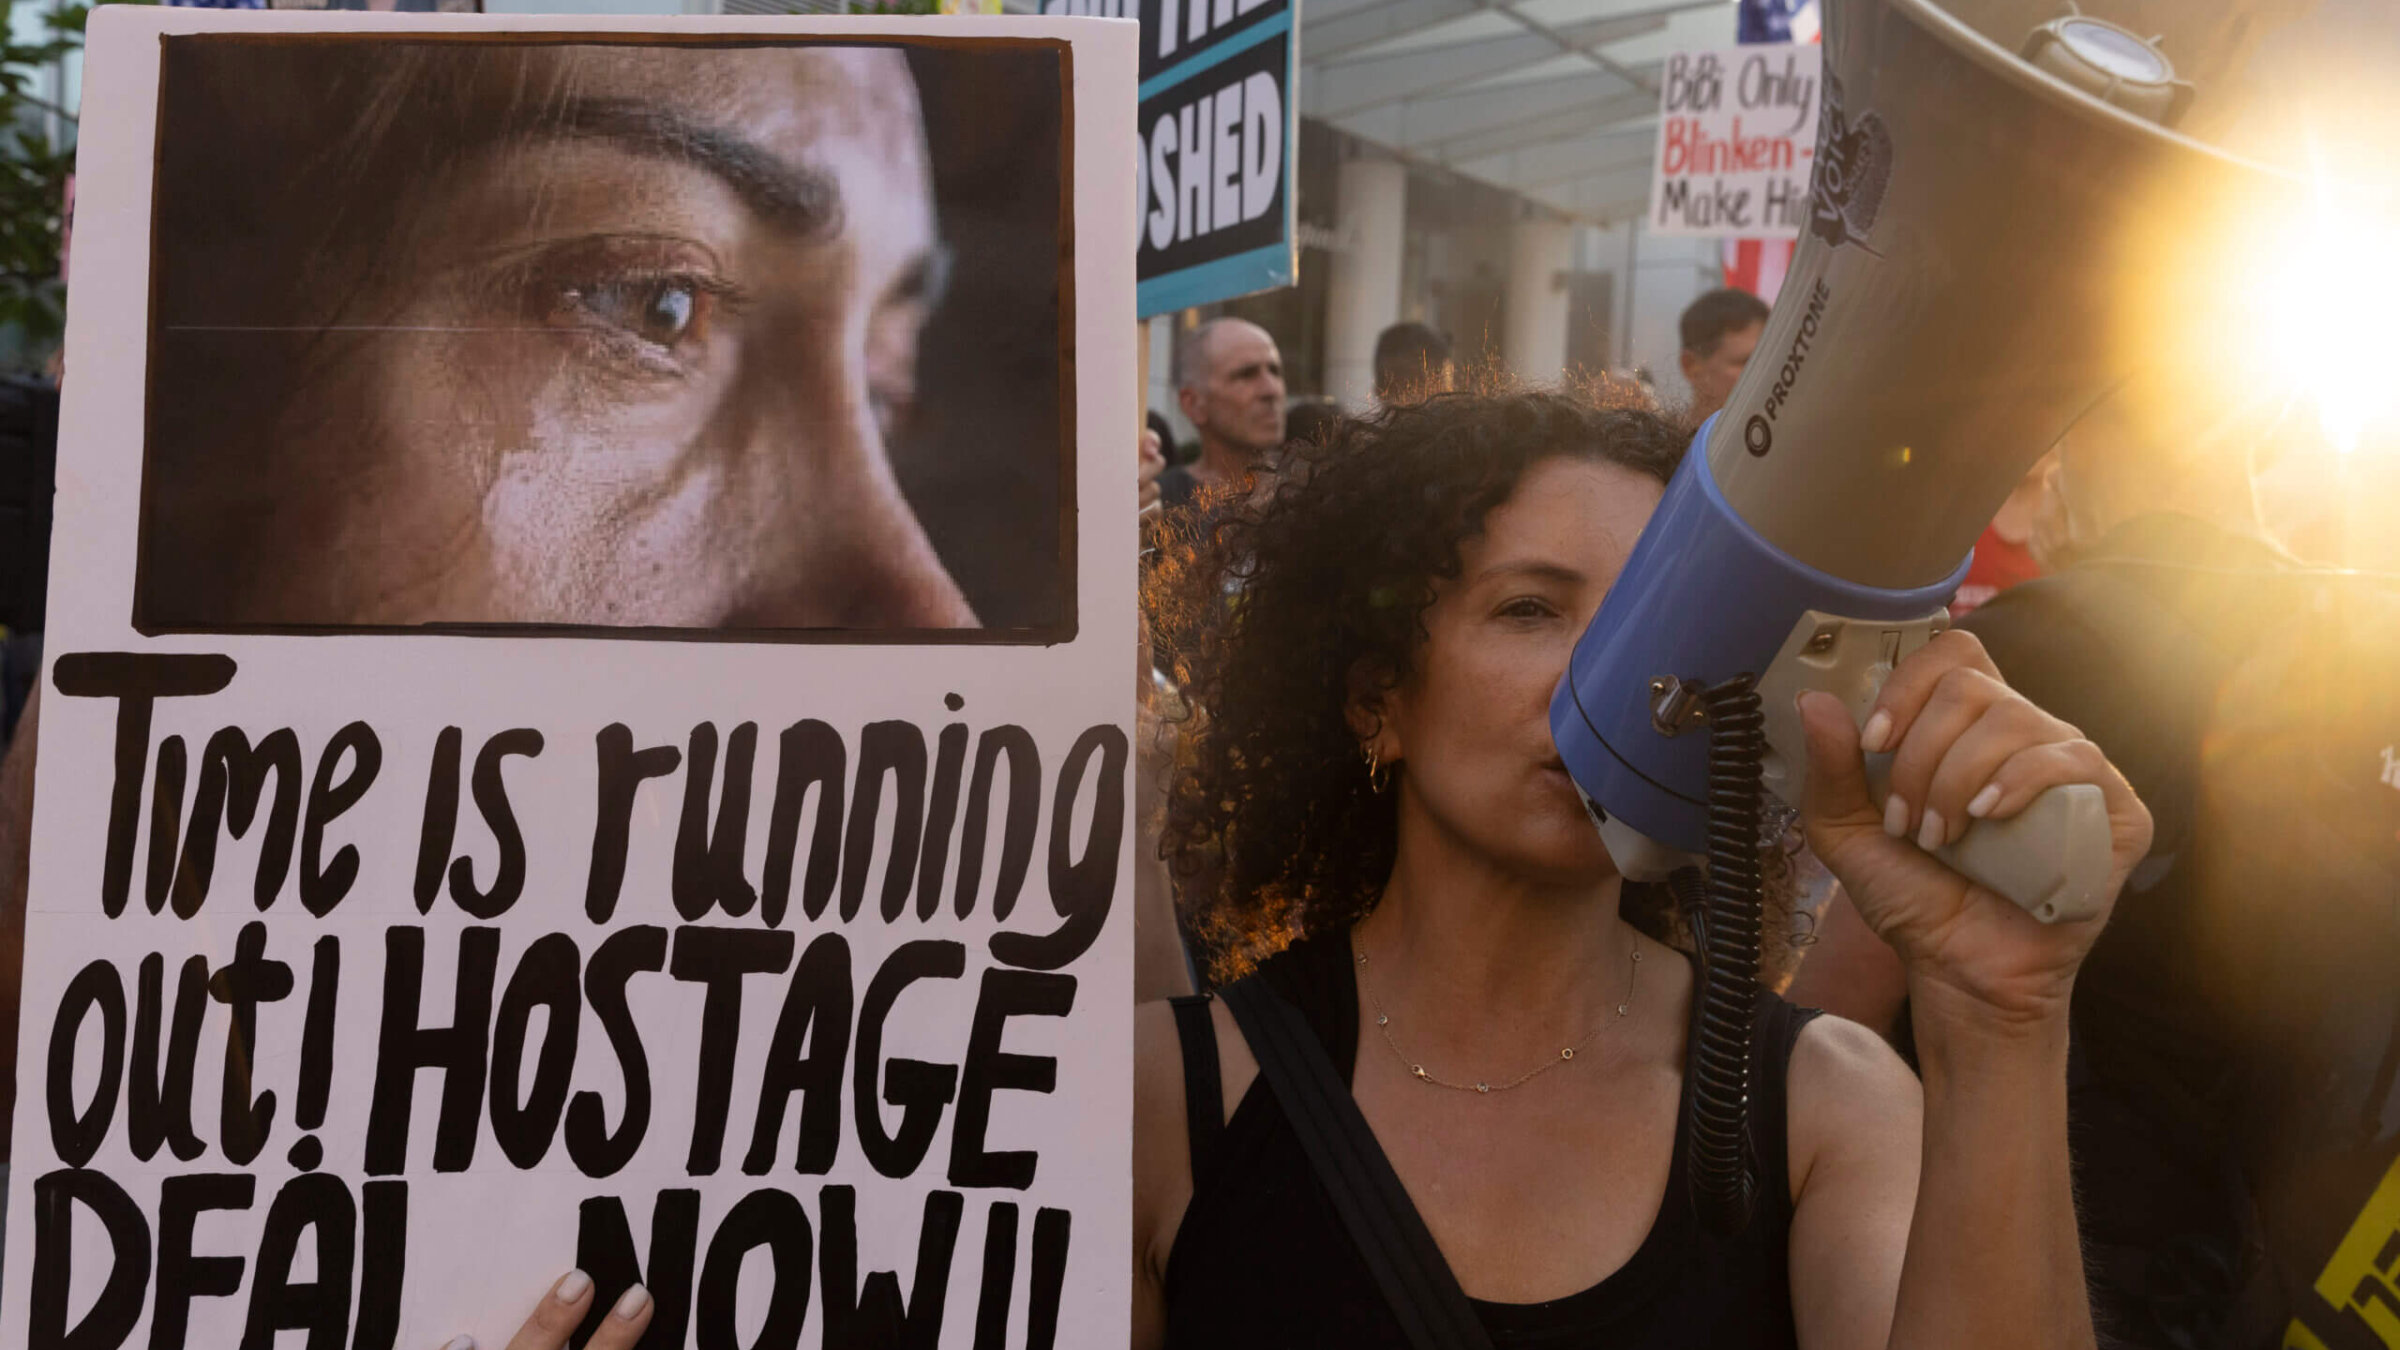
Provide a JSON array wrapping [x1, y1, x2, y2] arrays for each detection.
[[5, 9, 1137, 1349], [1647, 44, 1822, 239]]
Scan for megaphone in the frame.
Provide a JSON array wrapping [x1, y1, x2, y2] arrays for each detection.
[[1552, 0, 2395, 914], [1551, 0, 2396, 1230]]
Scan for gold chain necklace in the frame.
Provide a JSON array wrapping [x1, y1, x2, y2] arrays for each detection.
[[1354, 933, 1643, 1095]]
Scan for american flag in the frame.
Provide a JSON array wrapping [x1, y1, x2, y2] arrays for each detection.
[[1722, 0, 1819, 302]]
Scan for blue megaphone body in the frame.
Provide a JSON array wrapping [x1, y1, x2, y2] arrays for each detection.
[[1550, 412, 1967, 859]]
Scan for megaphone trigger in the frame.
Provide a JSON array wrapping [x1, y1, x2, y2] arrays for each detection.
[[1753, 608, 1943, 809]]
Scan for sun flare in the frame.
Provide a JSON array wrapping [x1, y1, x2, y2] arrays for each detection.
[[2255, 183, 2400, 455]]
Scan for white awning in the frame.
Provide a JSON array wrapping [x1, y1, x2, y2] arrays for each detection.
[[1301, 0, 1739, 223]]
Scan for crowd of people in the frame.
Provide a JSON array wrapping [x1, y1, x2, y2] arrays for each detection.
[[1118, 289, 2399, 1350], [0, 254, 2394, 1348]]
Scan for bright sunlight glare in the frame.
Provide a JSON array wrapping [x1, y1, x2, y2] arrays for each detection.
[[2255, 181, 2400, 454]]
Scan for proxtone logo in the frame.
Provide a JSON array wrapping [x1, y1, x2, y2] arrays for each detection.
[[1744, 277, 1831, 457]]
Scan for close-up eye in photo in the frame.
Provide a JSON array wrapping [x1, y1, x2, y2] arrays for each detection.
[[552, 267, 725, 351], [133, 37, 1070, 639]]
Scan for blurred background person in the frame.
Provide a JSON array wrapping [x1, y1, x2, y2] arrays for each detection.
[[1949, 450, 2054, 617], [1159, 316, 1287, 513], [1146, 408, 1181, 469], [1139, 423, 1167, 516], [1146, 323, 1297, 985], [1371, 320, 1454, 407], [1676, 285, 1769, 429], [1790, 367, 2344, 1349], [1283, 395, 1345, 453]]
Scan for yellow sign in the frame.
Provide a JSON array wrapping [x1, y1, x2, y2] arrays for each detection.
[[2301, 1150, 2400, 1348]]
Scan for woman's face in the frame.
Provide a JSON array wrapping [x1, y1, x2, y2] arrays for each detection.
[[1375, 457, 1666, 885], [255, 47, 975, 629]]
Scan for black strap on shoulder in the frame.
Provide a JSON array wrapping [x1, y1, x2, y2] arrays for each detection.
[[1167, 994, 1224, 1189], [1217, 976, 1496, 1350]]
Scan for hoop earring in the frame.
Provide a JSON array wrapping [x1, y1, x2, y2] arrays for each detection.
[[1364, 744, 1393, 793]]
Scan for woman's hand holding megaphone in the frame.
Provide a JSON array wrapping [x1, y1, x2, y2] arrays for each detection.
[[1793, 629, 2152, 1026]]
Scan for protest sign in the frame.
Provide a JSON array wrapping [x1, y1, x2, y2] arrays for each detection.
[[1647, 43, 1822, 238], [1061, 0, 1292, 316], [4, 10, 1138, 1349], [1032, 0, 1294, 315]]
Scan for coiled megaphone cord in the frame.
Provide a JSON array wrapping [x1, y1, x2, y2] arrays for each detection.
[[1671, 674, 1766, 1239]]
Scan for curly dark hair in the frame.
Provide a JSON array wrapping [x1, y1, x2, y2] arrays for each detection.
[[1150, 384, 1808, 981]]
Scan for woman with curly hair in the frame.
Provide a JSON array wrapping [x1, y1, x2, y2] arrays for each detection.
[[1133, 388, 2151, 1348]]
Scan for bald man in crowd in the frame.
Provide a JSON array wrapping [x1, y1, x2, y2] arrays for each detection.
[[1157, 317, 1287, 511]]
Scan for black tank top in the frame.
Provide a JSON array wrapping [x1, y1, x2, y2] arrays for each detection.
[[1164, 929, 1821, 1349]]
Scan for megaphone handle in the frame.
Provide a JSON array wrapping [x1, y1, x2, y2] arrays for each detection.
[[1754, 609, 2114, 925], [1861, 756, 2113, 924]]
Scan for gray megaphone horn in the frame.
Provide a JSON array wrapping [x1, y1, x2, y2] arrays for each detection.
[[1554, 0, 2399, 922]]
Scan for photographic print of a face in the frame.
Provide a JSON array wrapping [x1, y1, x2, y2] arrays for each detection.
[[137, 36, 1072, 641]]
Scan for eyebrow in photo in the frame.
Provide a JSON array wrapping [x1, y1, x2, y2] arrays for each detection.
[[539, 96, 955, 306], [550, 98, 843, 240]]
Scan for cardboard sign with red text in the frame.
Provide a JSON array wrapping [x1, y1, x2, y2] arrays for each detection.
[[1648, 44, 1823, 238]]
